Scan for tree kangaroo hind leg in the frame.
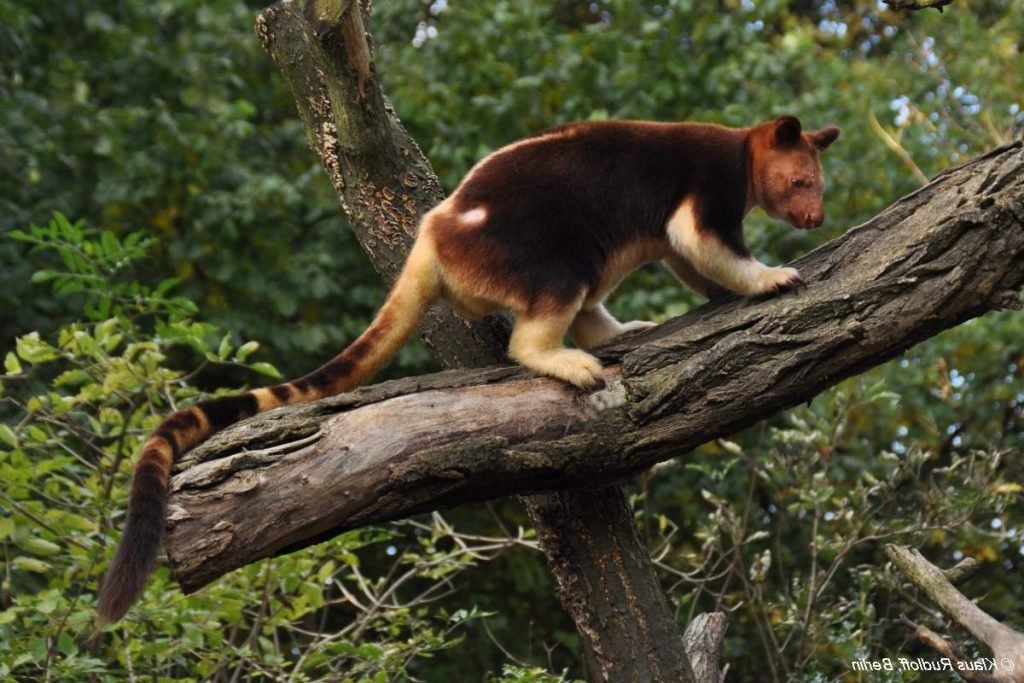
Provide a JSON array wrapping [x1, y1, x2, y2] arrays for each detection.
[[509, 298, 605, 390], [570, 304, 656, 351]]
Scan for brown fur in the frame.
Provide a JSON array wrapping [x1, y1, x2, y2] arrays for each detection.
[[586, 238, 669, 307], [98, 115, 838, 623]]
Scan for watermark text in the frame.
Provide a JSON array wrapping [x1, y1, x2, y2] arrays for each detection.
[[851, 657, 1015, 673]]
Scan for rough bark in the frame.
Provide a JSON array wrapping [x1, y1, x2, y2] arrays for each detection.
[[522, 488, 698, 682], [165, 140, 1024, 592], [683, 613, 729, 683], [251, 1, 713, 680], [520, 490, 709, 683], [887, 545, 1024, 682]]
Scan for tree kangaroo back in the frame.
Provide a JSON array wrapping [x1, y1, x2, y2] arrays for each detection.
[[98, 115, 838, 622]]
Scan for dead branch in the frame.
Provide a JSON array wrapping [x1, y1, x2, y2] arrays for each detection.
[[884, 0, 955, 11], [888, 544, 1024, 682]]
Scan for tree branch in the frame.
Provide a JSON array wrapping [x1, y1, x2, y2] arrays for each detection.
[[683, 612, 729, 683], [164, 141, 1024, 593], [884, 0, 955, 11], [888, 545, 1024, 682]]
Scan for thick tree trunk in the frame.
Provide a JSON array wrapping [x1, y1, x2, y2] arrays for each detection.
[[248, 1, 711, 679], [522, 488, 705, 682], [166, 137, 1024, 587]]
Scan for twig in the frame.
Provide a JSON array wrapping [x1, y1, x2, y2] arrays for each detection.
[[884, 0, 955, 11], [868, 111, 930, 185]]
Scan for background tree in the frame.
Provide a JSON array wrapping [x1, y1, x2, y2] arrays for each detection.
[[1, 1, 1021, 680]]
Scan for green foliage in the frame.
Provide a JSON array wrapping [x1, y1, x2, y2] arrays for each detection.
[[0, 0, 431, 378], [10, 212, 197, 322]]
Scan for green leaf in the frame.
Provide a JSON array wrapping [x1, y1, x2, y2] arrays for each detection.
[[4, 352, 23, 375], [12, 557, 51, 573], [0, 424, 17, 448], [0, 517, 15, 540], [57, 631, 76, 656], [154, 277, 180, 297], [218, 333, 232, 360], [234, 341, 260, 362], [54, 513, 96, 533], [100, 229, 120, 258], [29, 269, 58, 284], [250, 362, 282, 379], [102, 332, 124, 353], [21, 538, 61, 556], [16, 332, 59, 364], [53, 369, 90, 387]]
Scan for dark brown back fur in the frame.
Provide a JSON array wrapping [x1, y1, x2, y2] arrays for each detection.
[[436, 121, 751, 311]]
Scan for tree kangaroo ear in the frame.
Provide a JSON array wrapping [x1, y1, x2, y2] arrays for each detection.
[[810, 126, 841, 150], [772, 115, 803, 147]]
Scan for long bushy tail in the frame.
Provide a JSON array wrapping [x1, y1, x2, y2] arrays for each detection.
[[96, 238, 441, 624]]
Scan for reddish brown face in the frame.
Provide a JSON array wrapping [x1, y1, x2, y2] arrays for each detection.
[[750, 116, 840, 230]]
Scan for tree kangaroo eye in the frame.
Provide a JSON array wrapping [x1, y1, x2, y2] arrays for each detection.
[[791, 178, 807, 188]]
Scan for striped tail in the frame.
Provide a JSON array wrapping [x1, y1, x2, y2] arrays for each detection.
[[97, 238, 441, 623]]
